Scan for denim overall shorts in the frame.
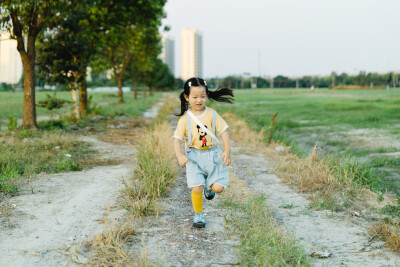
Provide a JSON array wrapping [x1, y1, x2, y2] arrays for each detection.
[[185, 109, 229, 190]]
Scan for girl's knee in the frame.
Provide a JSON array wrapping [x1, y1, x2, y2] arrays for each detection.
[[211, 183, 224, 194], [191, 185, 204, 194]]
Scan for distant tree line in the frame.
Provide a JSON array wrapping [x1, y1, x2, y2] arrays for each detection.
[[205, 71, 399, 89], [1, 0, 174, 129]]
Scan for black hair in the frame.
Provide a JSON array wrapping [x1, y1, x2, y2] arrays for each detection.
[[175, 77, 234, 116]]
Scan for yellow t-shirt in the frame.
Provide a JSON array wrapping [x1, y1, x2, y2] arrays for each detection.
[[173, 107, 228, 150]]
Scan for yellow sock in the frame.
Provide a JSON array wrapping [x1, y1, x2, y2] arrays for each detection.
[[191, 191, 203, 213]]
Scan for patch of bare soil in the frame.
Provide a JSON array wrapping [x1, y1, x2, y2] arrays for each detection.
[[231, 148, 400, 266], [98, 118, 150, 146], [0, 136, 136, 266]]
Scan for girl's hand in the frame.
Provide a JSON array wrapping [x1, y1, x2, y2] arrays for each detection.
[[221, 151, 231, 166], [177, 154, 189, 166]]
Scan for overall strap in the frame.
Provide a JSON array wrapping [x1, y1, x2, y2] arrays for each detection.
[[187, 112, 192, 147], [211, 108, 216, 146]]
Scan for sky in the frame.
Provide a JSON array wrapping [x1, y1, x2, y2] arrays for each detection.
[[162, 0, 400, 78]]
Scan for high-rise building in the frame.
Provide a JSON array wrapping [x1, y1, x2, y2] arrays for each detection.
[[160, 34, 175, 76], [0, 31, 23, 84], [180, 28, 203, 81]]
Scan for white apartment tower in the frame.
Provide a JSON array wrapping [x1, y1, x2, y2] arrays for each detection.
[[160, 34, 175, 76], [180, 28, 203, 81], [0, 31, 23, 84]]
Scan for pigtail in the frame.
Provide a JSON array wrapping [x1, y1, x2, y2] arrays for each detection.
[[174, 92, 189, 116], [207, 87, 234, 104], [174, 77, 234, 117]]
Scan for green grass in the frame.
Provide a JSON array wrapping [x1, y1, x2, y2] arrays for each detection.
[[214, 88, 400, 194], [0, 90, 161, 121], [222, 194, 309, 266], [0, 132, 95, 194]]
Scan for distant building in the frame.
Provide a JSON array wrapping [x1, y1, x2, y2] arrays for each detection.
[[0, 31, 23, 84], [160, 34, 175, 76], [180, 28, 203, 81]]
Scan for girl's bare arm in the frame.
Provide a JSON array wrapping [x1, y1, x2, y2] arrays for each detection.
[[174, 138, 188, 166], [220, 131, 231, 166]]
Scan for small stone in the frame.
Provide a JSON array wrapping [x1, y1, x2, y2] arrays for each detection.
[[65, 154, 72, 158], [66, 125, 79, 131], [274, 146, 284, 152], [117, 124, 128, 129]]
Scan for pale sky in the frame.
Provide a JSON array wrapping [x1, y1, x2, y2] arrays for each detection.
[[162, 0, 400, 78]]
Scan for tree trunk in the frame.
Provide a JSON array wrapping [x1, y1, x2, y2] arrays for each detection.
[[150, 87, 154, 96], [133, 76, 138, 99], [117, 77, 124, 103], [20, 44, 37, 129], [78, 80, 88, 116], [143, 77, 147, 98]]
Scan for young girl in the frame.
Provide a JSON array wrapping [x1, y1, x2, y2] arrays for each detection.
[[173, 77, 234, 228]]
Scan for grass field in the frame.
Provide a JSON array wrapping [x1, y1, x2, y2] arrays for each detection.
[[0, 90, 161, 122], [214, 88, 400, 194]]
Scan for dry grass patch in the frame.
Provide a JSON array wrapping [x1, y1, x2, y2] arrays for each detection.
[[99, 128, 146, 146], [88, 212, 152, 266], [369, 223, 400, 253], [222, 112, 265, 151], [277, 145, 395, 211], [98, 117, 151, 146], [120, 121, 177, 217]]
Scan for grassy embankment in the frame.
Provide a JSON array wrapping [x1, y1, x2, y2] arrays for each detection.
[[221, 115, 310, 266], [0, 91, 161, 196], [214, 88, 400, 253]]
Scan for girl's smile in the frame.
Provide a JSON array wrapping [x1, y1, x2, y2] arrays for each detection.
[[184, 86, 207, 114]]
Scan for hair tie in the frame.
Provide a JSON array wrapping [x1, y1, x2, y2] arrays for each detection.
[[204, 81, 207, 86], [188, 81, 192, 88]]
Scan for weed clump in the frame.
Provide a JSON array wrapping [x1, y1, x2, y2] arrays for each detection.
[[120, 121, 177, 216], [279, 145, 386, 211], [369, 223, 400, 253]]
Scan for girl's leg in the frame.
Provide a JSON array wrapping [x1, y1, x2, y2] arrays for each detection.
[[211, 183, 224, 194], [191, 185, 204, 213], [191, 185, 205, 228]]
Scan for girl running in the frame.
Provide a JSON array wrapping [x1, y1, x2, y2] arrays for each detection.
[[173, 77, 234, 228]]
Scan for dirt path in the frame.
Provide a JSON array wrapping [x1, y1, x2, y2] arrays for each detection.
[[231, 148, 400, 266], [0, 137, 135, 266], [128, 167, 239, 266]]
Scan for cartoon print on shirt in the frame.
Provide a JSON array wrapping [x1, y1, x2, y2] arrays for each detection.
[[197, 125, 208, 147]]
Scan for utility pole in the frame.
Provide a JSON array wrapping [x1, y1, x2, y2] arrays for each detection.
[[258, 50, 261, 78]]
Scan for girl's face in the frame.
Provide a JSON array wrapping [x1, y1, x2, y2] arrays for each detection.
[[184, 86, 207, 112]]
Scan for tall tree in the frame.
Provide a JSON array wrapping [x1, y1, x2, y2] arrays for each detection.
[[0, 0, 61, 128], [37, 1, 95, 117], [92, 0, 166, 103]]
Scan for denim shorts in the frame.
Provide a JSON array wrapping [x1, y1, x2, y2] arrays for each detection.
[[185, 146, 229, 189]]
